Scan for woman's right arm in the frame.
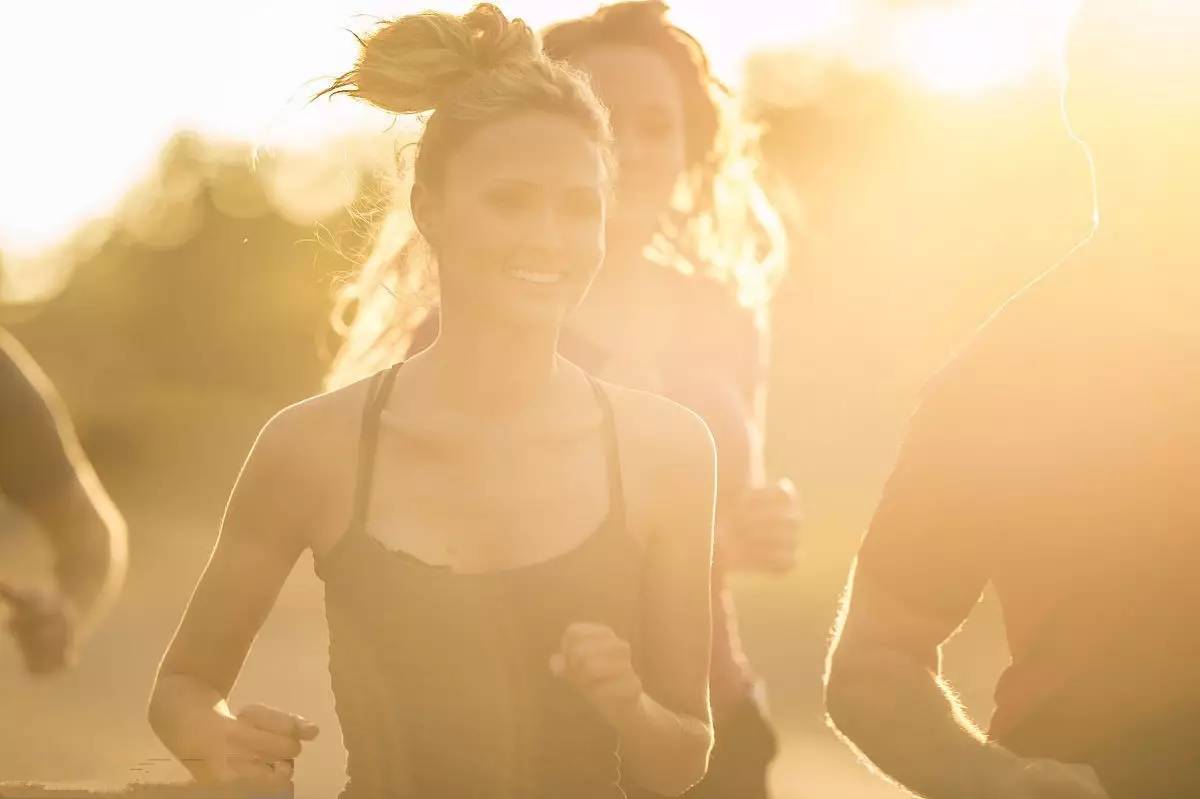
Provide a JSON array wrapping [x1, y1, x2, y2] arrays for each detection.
[[148, 405, 324, 783]]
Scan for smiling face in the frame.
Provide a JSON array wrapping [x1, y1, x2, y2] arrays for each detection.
[[416, 110, 611, 332], [569, 44, 688, 258]]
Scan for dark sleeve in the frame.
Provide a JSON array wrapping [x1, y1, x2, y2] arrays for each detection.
[[856, 359, 1016, 625], [0, 330, 81, 511]]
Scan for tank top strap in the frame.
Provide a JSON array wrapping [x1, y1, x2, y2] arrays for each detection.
[[348, 362, 402, 533], [585, 375, 627, 530]]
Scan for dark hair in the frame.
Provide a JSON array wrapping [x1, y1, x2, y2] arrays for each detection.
[[542, 1, 786, 304]]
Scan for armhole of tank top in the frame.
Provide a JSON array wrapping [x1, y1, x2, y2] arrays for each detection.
[[319, 365, 400, 576], [586, 376, 627, 531]]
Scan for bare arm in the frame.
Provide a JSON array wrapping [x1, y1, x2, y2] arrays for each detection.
[[148, 405, 325, 780], [827, 566, 1111, 799], [819, 355, 1014, 798], [552, 392, 716, 795], [826, 562, 1023, 797], [0, 330, 126, 631], [825, 352, 1109, 799], [618, 398, 717, 794]]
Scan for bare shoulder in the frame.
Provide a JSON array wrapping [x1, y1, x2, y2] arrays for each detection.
[[257, 373, 377, 460], [599, 379, 716, 471], [236, 371, 386, 544], [596, 379, 716, 546]]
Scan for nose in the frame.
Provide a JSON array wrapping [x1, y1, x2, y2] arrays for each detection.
[[525, 201, 566, 253], [612, 120, 645, 172]]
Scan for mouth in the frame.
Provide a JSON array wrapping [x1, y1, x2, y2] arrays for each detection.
[[506, 268, 565, 286]]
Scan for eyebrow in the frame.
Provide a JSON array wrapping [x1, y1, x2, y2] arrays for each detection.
[[608, 100, 677, 117], [636, 104, 675, 117]]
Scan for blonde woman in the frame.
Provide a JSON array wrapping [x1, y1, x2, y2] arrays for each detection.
[[333, 5, 800, 797], [148, 6, 715, 797]]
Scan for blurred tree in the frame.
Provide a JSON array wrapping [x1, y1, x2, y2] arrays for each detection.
[[4, 131, 378, 530]]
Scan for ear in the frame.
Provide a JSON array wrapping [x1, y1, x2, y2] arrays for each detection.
[[411, 182, 440, 248]]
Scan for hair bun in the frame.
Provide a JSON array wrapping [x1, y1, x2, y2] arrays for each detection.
[[319, 3, 540, 116], [595, 1, 670, 32]]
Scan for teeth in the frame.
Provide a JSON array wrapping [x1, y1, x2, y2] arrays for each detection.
[[507, 269, 563, 285]]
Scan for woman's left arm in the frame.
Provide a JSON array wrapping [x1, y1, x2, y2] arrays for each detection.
[[614, 396, 717, 794], [552, 391, 716, 795]]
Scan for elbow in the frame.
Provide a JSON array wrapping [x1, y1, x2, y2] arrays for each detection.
[[98, 517, 129, 613], [823, 650, 878, 745], [91, 513, 128, 612], [146, 667, 194, 745], [146, 687, 169, 746], [90, 497, 129, 604], [146, 670, 174, 740], [104, 512, 129, 587], [676, 722, 716, 796]]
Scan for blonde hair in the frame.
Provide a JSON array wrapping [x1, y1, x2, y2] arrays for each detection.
[[320, 3, 612, 387], [542, 1, 787, 308]]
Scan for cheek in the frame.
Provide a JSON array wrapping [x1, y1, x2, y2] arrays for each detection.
[[626, 140, 687, 206], [639, 121, 687, 175], [439, 200, 518, 269], [656, 136, 688, 182], [571, 219, 607, 273]]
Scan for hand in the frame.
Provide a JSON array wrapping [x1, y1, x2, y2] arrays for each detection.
[[550, 622, 644, 729], [993, 757, 1111, 799], [188, 703, 319, 786], [724, 478, 804, 575], [1, 582, 78, 675]]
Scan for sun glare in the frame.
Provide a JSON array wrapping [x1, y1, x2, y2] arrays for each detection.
[[892, 2, 1077, 96], [0, 0, 1083, 287]]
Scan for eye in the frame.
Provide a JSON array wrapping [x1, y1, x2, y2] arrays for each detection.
[[484, 184, 535, 216], [638, 118, 675, 141]]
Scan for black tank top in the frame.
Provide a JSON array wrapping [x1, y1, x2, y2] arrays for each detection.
[[314, 363, 643, 799]]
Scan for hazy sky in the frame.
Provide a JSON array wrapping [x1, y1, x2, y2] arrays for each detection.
[[0, 0, 1074, 262]]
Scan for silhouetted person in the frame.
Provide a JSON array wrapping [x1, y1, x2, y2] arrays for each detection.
[[825, 2, 1200, 798], [149, 6, 715, 797], [0, 327, 127, 674]]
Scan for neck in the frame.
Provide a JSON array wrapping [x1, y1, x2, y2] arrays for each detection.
[[579, 245, 652, 315], [420, 307, 562, 415]]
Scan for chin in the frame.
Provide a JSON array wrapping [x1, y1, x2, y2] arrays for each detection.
[[492, 295, 572, 334]]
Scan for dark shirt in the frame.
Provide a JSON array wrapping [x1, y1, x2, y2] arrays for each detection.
[[315, 365, 641, 799], [857, 256, 1200, 796], [408, 271, 770, 717]]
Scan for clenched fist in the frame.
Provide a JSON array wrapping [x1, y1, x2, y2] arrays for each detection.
[[724, 478, 804, 575], [550, 622, 644, 728], [189, 703, 319, 786], [1, 582, 77, 675]]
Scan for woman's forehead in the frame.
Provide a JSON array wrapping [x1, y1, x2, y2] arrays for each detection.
[[572, 45, 682, 113], [445, 111, 609, 188]]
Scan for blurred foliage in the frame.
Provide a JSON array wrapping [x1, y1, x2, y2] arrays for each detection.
[[2, 133, 396, 522]]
